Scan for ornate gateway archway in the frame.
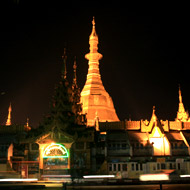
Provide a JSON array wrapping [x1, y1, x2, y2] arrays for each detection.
[[36, 130, 74, 176], [42, 143, 70, 174]]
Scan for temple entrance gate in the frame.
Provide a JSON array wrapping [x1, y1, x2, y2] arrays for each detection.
[[42, 143, 69, 175]]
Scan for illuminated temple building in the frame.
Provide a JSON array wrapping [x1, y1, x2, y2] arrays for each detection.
[[1, 17, 190, 180], [97, 87, 190, 178]]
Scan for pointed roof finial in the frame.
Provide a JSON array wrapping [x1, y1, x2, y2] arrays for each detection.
[[179, 84, 182, 103], [152, 105, 156, 115], [61, 48, 67, 79], [24, 117, 31, 131], [73, 56, 77, 70], [151, 106, 157, 122], [8, 102, 12, 112], [89, 16, 98, 41], [92, 16, 95, 26], [6, 103, 12, 126]]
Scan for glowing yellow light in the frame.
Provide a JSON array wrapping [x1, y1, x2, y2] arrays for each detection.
[[0, 178, 38, 182], [149, 126, 170, 155], [180, 175, 190, 178], [43, 143, 69, 158], [139, 174, 169, 181], [83, 175, 115, 178], [153, 127, 161, 137]]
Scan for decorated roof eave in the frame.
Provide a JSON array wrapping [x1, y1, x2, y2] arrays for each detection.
[[36, 130, 75, 144], [146, 106, 165, 135], [20, 129, 75, 144]]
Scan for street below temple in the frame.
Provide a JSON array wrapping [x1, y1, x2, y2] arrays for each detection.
[[1, 182, 190, 190]]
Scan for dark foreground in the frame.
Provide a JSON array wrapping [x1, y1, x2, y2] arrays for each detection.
[[1, 183, 190, 190]]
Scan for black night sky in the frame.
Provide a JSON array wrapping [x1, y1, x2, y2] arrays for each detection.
[[0, 1, 189, 127]]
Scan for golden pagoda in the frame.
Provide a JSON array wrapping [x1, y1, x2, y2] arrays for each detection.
[[176, 86, 190, 122], [81, 17, 119, 127]]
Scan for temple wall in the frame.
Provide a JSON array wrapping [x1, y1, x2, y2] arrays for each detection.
[[125, 121, 140, 130], [169, 121, 182, 130]]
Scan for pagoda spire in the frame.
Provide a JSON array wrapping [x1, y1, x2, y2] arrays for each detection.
[[176, 86, 190, 122], [6, 103, 12, 126], [71, 57, 83, 123], [61, 48, 67, 80], [81, 17, 119, 126], [179, 84, 182, 103], [85, 16, 102, 60], [72, 56, 77, 88], [89, 16, 98, 50]]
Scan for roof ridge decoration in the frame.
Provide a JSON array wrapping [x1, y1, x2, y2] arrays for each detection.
[[141, 106, 166, 133], [150, 106, 157, 123]]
